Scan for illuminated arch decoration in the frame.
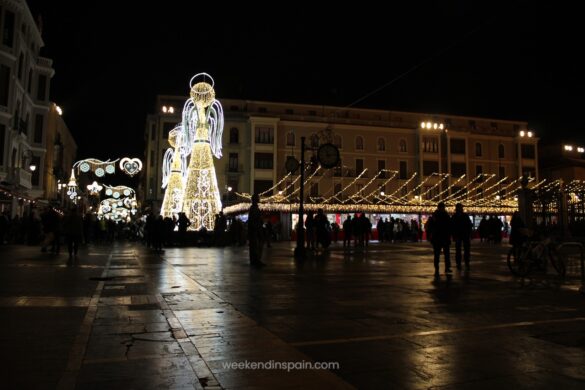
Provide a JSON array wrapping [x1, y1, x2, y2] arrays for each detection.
[[119, 157, 143, 177], [73, 158, 119, 177], [161, 73, 224, 230]]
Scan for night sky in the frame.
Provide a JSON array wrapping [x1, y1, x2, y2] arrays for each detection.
[[26, 1, 582, 160]]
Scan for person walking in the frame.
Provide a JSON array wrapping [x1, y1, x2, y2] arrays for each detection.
[[342, 215, 352, 248], [177, 212, 191, 246], [63, 206, 84, 261], [248, 193, 265, 267], [427, 202, 452, 276], [452, 203, 472, 270]]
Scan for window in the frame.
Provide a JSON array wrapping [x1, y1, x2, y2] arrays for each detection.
[[399, 161, 407, 179], [310, 183, 319, 197], [27, 69, 32, 93], [450, 138, 466, 154], [150, 125, 156, 141], [255, 126, 274, 143], [521, 144, 535, 159], [333, 134, 342, 148], [17, 52, 24, 80], [475, 142, 482, 157], [31, 156, 41, 186], [378, 160, 386, 178], [229, 127, 239, 144], [355, 136, 364, 151], [0, 65, 9, 106], [423, 161, 439, 176], [334, 183, 342, 197], [286, 131, 295, 146], [522, 167, 536, 178], [475, 165, 483, 176], [228, 153, 238, 172], [162, 122, 174, 139], [355, 159, 364, 174], [254, 153, 273, 169], [36, 75, 47, 101], [254, 180, 273, 194], [422, 136, 438, 153], [227, 178, 239, 193], [499, 166, 506, 179], [451, 162, 466, 177], [2, 11, 15, 47], [33, 114, 43, 143], [0, 124, 5, 164], [377, 138, 386, 152], [310, 133, 319, 148], [498, 144, 505, 158], [399, 139, 407, 152]]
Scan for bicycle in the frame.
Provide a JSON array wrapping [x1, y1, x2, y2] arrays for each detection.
[[507, 236, 567, 277]]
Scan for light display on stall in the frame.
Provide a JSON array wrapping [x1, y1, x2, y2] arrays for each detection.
[[160, 73, 224, 230]]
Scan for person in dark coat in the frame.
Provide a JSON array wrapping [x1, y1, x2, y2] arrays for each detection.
[[342, 215, 352, 247], [451, 203, 472, 270], [63, 206, 84, 260], [427, 202, 452, 275], [248, 194, 265, 267]]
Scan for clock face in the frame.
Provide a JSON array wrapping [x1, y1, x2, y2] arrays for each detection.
[[285, 156, 299, 173], [317, 143, 340, 169]]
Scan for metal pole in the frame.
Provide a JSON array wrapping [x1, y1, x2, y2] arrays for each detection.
[[294, 137, 306, 258]]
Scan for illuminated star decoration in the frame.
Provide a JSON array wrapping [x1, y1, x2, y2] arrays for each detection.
[[86, 181, 103, 195]]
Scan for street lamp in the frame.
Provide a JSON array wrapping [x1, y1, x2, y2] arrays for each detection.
[[29, 163, 36, 172]]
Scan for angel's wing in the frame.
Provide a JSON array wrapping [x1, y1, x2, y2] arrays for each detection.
[[206, 99, 224, 158]]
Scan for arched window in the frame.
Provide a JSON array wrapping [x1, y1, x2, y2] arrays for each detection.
[[310, 133, 319, 148], [378, 137, 386, 152], [229, 127, 239, 144], [333, 135, 342, 148], [399, 139, 407, 152], [498, 144, 505, 158], [475, 142, 482, 157], [286, 131, 295, 146], [355, 136, 364, 150]]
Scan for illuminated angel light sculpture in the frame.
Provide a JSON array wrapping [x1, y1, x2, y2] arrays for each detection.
[[161, 73, 224, 230], [161, 126, 187, 218]]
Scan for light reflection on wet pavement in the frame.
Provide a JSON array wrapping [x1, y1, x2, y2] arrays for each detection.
[[1, 241, 584, 389]]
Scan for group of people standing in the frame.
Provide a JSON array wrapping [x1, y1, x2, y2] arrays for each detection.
[[426, 202, 473, 275]]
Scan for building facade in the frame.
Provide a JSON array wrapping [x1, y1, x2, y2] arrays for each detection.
[[0, 0, 55, 215], [144, 97, 538, 211]]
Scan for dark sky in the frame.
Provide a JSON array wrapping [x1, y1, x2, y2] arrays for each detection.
[[26, 1, 583, 160]]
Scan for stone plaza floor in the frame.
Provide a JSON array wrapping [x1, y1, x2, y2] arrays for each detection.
[[1, 240, 584, 389]]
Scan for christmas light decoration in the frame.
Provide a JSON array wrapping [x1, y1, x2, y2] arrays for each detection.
[[86, 181, 103, 195], [119, 157, 143, 177], [73, 158, 118, 176], [66, 169, 78, 202], [160, 73, 224, 230]]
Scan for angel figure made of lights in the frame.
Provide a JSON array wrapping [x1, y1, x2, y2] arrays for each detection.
[[161, 73, 224, 230]]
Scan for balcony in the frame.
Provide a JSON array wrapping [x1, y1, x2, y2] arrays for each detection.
[[8, 168, 32, 189]]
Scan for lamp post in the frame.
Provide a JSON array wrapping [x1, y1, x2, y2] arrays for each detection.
[[294, 137, 306, 259]]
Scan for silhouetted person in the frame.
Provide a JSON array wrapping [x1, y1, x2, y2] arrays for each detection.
[[452, 203, 472, 270], [509, 211, 526, 251], [342, 215, 352, 247], [177, 212, 191, 246], [248, 194, 265, 266], [63, 206, 84, 260], [427, 202, 452, 276]]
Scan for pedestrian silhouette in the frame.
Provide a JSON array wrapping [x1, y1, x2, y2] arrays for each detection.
[[427, 202, 452, 276], [248, 193, 265, 267]]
